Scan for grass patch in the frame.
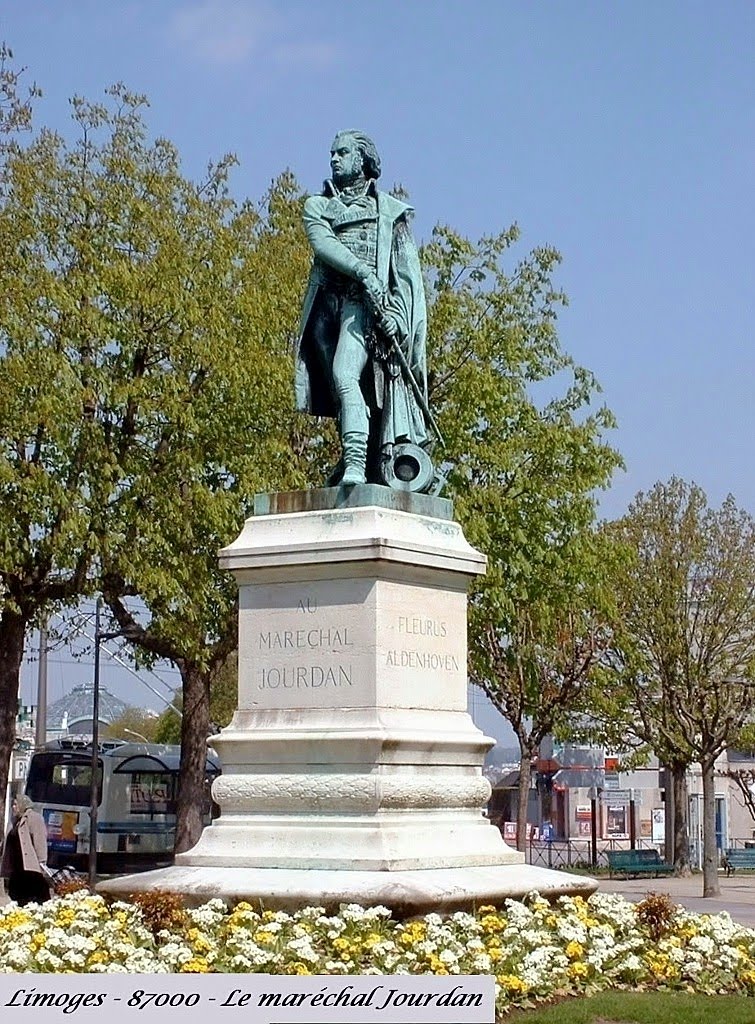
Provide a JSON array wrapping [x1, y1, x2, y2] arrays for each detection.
[[507, 991, 754, 1022]]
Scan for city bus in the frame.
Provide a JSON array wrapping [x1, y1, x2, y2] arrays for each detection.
[[24, 739, 221, 871]]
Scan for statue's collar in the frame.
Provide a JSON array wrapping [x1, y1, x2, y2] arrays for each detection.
[[323, 178, 377, 203]]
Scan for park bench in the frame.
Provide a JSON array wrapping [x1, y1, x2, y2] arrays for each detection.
[[607, 848, 674, 879], [723, 848, 755, 875]]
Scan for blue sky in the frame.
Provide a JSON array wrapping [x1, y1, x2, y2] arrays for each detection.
[[6, 2, 754, 707]]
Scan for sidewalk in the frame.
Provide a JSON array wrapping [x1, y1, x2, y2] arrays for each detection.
[[598, 872, 755, 927]]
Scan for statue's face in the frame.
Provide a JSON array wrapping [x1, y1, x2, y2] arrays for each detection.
[[330, 134, 363, 186]]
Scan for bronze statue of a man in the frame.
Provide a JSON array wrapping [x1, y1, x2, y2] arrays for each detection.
[[296, 131, 437, 490]]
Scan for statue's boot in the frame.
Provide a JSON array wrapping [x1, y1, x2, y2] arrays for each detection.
[[341, 432, 368, 486]]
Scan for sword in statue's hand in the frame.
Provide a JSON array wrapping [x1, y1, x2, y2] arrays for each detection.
[[364, 288, 445, 449]]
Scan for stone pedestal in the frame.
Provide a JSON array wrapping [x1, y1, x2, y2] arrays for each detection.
[[99, 487, 595, 911]]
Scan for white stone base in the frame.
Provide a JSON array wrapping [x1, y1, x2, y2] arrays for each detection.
[[97, 863, 597, 915], [96, 492, 594, 913]]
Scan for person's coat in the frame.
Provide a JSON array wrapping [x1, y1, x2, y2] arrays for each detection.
[[1, 808, 48, 877], [295, 186, 428, 448]]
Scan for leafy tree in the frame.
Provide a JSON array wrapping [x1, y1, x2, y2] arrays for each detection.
[[600, 479, 755, 895], [104, 706, 160, 743], [421, 226, 621, 850], [0, 81, 314, 849], [153, 652, 237, 745], [0, 44, 38, 136], [0, 50, 99, 827]]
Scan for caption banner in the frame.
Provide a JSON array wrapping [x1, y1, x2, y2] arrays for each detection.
[[1, 975, 494, 1023]]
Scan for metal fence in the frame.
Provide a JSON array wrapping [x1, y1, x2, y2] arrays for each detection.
[[526, 837, 659, 870], [527, 836, 755, 870]]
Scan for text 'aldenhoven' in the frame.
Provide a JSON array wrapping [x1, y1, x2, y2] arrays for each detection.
[[386, 650, 460, 670]]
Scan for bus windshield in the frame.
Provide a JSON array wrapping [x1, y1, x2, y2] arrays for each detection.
[[25, 752, 103, 807]]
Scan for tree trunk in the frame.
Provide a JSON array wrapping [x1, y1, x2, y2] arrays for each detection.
[[0, 608, 28, 829], [701, 757, 720, 897], [671, 762, 691, 876], [174, 661, 211, 854], [516, 749, 532, 854]]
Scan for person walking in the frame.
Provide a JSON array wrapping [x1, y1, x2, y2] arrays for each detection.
[[1, 794, 51, 906]]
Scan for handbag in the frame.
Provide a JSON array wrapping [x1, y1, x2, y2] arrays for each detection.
[[41, 863, 86, 893]]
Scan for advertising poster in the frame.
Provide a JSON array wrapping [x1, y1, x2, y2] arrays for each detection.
[[43, 808, 79, 853]]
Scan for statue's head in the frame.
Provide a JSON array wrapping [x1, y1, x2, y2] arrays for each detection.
[[330, 130, 381, 187]]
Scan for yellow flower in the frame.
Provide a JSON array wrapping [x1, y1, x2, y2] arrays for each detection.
[[398, 921, 427, 946], [0, 910, 31, 930], [565, 941, 584, 960], [254, 930, 275, 944], [644, 951, 679, 981], [83, 896, 106, 915], [428, 954, 449, 975], [30, 932, 47, 952], [180, 957, 209, 973], [228, 903, 256, 927], [186, 927, 213, 954], [332, 937, 351, 953], [292, 962, 311, 975], [488, 948, 503, 963], [497, 974, 528, 995], [479, 913, 505, 934], [568, 962, 589, 979]]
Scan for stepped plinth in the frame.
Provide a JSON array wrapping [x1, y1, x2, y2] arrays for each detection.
[[99, 487, 595, 912]]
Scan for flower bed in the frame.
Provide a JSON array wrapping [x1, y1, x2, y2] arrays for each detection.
[[1, 889, 754, 1014]]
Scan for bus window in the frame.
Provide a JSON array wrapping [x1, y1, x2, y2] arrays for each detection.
[[129, 773, 177, 816], [26, 752, 102, 807]]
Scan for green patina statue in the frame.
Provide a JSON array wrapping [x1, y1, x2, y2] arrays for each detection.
[[295, 130, 442, 494]]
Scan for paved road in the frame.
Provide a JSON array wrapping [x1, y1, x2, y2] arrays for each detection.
[[3, 872, 755, 928], [598, 873, 755, 928]]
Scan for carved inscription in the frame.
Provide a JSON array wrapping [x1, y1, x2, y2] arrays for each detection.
[[257, 597, 354, 690], [260, 664, 353, 689], [259, 627, 351, 650], [398, 615, 447, 637], [385, 616, 459, 672], [385, 650, 459, 671]]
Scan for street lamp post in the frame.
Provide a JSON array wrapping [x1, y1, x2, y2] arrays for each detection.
[[123, 728, 149, 743], [88, 599, 124, 888], [88, 601, 103, 888]]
